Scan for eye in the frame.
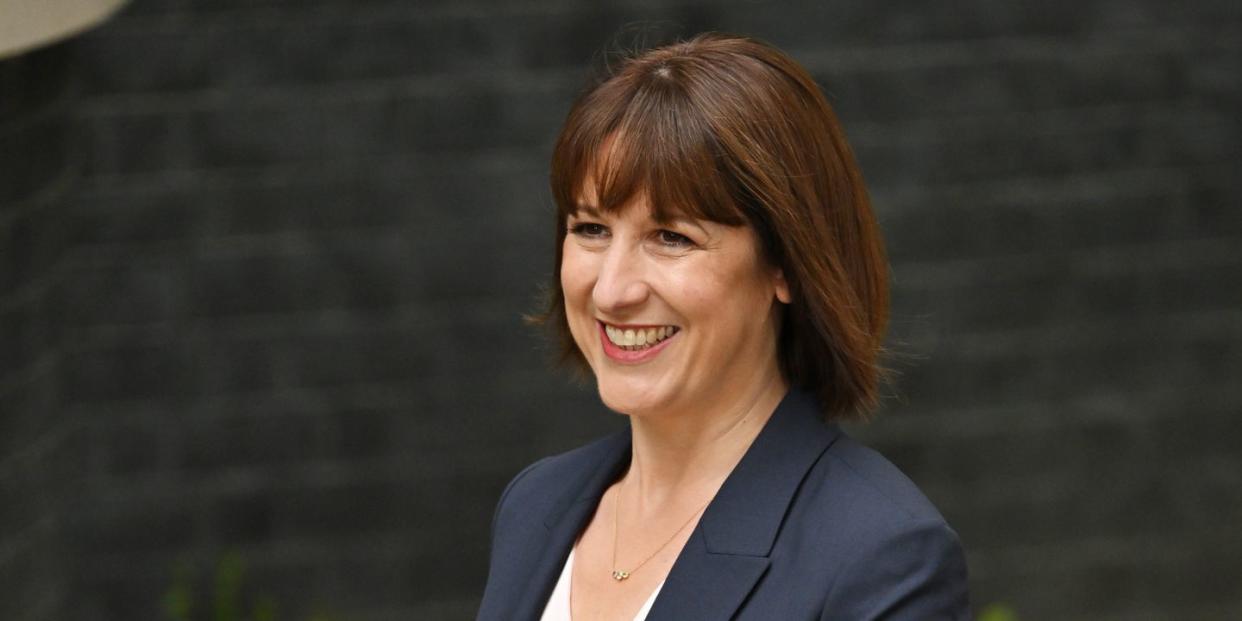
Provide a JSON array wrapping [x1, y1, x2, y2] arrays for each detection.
[[569, 222, 609, 238], [656, 229, 694, 248]]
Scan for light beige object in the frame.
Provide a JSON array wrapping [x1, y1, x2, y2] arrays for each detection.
[[0, 0, 129, 59]]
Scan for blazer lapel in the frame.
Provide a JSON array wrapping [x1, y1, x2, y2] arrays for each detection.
[[646, 390, 842, 620], [507, 390, 840, 621], [642, 527, 770, 620], [510, 429, 633, 621]]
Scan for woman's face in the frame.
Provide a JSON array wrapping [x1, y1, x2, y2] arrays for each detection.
[[561, 183, 791, 418]]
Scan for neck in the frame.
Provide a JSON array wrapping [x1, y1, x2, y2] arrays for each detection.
[[623, 369, 788, 511]]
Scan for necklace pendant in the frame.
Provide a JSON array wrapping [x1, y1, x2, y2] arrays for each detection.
[[611, 570, 631, 581]]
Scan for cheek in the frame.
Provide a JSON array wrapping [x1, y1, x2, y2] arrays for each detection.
[[560, 247, 602, 362], [679, 259, 773, 332], [673, 262, 736, 311], [559, 245, 594, 312]]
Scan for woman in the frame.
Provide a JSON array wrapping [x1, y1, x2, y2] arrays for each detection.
[[478, 33, 969, 620]]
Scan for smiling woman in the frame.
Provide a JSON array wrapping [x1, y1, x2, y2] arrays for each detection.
[[478, 33, 969, 621]]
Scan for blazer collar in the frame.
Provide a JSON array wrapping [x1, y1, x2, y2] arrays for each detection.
[[515, 389, 842, 620]]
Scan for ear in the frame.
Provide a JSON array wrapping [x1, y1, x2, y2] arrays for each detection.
[[773, 268, 792, 304]]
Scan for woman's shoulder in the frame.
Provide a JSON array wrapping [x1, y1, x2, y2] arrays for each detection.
[[774, 425, 962, 561], [815, 430, 949, 528], [778, 430, 970, 616]]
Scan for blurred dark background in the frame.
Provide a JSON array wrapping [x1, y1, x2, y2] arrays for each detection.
[[2, 1, 1240, 620]]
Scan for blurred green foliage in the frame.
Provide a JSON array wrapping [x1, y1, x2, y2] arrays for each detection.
[[164, 551, 341, 621], [978, 602, 1021, 621]]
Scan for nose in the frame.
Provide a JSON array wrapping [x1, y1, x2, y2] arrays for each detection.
[[592, 242, 650, 314]]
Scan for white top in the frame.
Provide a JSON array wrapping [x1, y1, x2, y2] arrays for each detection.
[[539, 547, 665, 621]]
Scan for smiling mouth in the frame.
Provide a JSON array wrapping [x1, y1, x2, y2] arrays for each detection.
[[602, 323, 680, 351]]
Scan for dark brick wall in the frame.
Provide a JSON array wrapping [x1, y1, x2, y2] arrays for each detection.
[[0, 1, 1239, 620], [0, 44, 77, 621]]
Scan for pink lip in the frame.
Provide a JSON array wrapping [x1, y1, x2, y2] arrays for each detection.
[[598, 321, 678, 364]]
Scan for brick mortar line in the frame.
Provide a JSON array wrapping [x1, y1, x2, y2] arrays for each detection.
[[69, 450, 517, 508], [874, 165, 1200, 206], [60, 379, 433, 418], [789, 27, 1216, 72], [75, 68, 579, 116], [74, 146, 542, 194], [962, 525, 1242, 570], [968, 523, 1242, 571], [892, 235, 1242, 285], [61, 371, 560, 429], [54, 369, 553, 416], [60, 224, 413, 265], [925, 452, 1242, 505], [72, 528, 472, 577], [69, 303, 529, 346], [940, 305, 1242, 350], [866, 384, 1242, 446], [847, 98, 1238, 140]]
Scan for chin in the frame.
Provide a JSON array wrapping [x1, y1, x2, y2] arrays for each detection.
[[594, 375, 674, 417]]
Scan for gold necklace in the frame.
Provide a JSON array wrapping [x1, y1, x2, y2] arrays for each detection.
[[610, 480, 712, 581]]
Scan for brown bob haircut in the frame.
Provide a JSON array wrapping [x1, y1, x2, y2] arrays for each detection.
[[539, 32, 889, 421]]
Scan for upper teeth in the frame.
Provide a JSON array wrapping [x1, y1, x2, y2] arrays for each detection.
[[604, 324, 677, 348]]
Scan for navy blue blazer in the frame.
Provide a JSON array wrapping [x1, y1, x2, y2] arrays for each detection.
[[478, 390, 970, 620]]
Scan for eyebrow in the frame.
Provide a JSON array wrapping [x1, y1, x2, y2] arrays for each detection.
[[570, 204, 602, 218]]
